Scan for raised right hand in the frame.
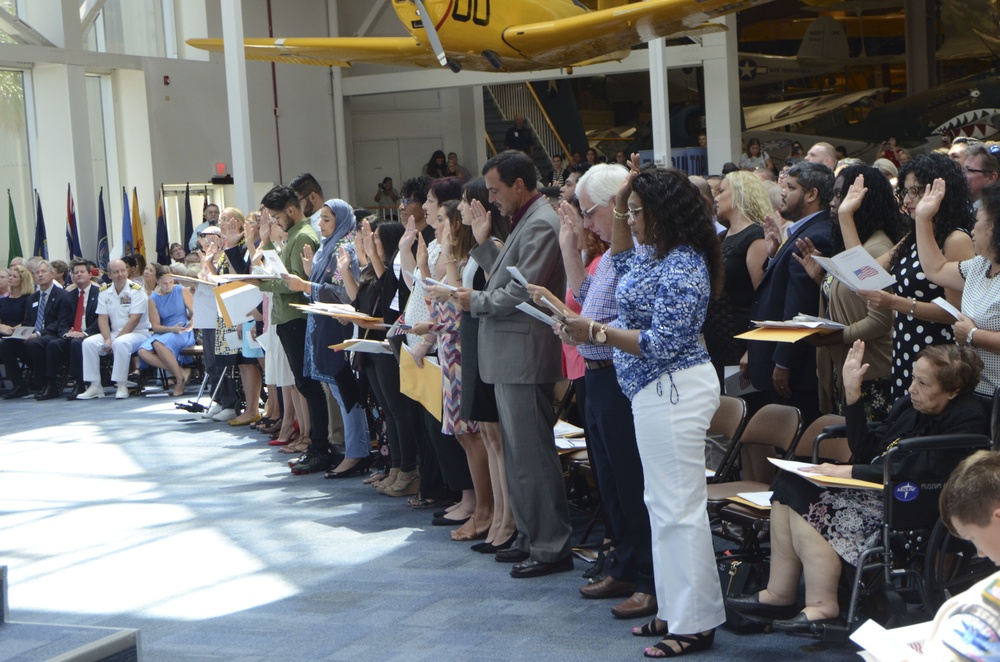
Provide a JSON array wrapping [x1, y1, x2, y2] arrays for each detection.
[[469, 199, 492, 246], [763, 215, 782, 258], [399, 216, 418, 251], [841, 339, 869, 400], [557, 201, 582, 255]]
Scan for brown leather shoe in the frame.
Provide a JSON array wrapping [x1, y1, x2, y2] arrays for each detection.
[[611, 592, 658, 619], [579, 575, 637, 600]]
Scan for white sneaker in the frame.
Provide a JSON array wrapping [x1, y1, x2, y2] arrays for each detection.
[[203, 402, 223, 419], [212, 408, 237, 422], [76, 383, 105, 400], [115, 384, 130, 399]]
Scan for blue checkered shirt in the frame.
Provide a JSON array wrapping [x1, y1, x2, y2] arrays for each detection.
[[576, 251, 618, 361]]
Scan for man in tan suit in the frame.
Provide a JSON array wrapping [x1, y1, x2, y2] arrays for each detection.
[[455, 150, 573, 578]]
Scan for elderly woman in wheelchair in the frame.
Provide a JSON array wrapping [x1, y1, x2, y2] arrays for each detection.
[[727, 339, 989, 632]]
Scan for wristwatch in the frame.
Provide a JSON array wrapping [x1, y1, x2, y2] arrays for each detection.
[[594, 323, 609, 344], [967, 327, 978, 347]]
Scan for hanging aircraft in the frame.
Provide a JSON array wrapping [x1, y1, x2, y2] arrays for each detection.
[[187, 0, 775, 73]]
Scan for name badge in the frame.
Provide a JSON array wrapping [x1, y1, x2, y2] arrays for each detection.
[[32, 301, 38, 307]]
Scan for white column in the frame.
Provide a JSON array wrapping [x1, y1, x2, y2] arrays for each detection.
[[648, 38, 671, 166], [329, 1, 349, 198], [220, 0, 254, 212], [702, 15, 741, 174]]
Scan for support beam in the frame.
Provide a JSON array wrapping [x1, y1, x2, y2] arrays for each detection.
[[352, 0, 389, 38], [702, 14, 741, 173], [0, 7, 57, 47], [648, 38, 670, 166], [220, 0, 254, 212], [330, 1, 349, 197], [80, 0, 107, 40], [904, 0, 935, 95]]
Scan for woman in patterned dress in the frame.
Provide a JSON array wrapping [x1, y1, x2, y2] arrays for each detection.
[[913, 179, 1000, 398], [412, 200, 492, 541], [847, 153, 975, 400], [727, 341, 988, 632]]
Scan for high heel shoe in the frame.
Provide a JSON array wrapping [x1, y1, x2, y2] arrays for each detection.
[[473, 531, 517, 554], [268, 431, 298, 447]]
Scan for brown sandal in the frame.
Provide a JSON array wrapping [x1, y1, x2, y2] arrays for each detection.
[[279, 437, 309, 454]]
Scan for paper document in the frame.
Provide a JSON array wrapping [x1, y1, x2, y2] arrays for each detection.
[[4, 325, 34, 340], [399, 345, 443, 421], [424, 277, 457, 292], [329, 339, 392, 354], [213, 273, 280, 282], [735, 327, 834, 343], [751, 316, 845, 330], [191, 282, 219, 330], [516, 302, 558, 326], [734, 491, 773, 509], [554, 420, 586, 438], [260, 249, 288, 277], [769, 458, 882, 490], [214, 281, 263, 327], [223, 331, 241, 351], [931, 296, 961, 320], [810, 245, 895, 292], [506, 266, 530, 288], [851, 618, 930, 661], [724, 365, 757, 396]]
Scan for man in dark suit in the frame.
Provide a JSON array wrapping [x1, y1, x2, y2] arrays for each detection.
[[455, 150, 573, 578], [1, 260, 73, 399], [747, 161, 835, 424], [38, 259, 100, 400]]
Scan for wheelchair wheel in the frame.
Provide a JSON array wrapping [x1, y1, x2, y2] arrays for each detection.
[[923, 518, 998, 611]]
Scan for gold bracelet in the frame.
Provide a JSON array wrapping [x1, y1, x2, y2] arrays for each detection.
[[613, 209, 629, 221]]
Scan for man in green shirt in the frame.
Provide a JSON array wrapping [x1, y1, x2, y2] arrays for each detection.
[[256, 186, 332, 475]]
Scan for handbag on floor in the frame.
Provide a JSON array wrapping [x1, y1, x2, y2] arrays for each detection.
[[718, 556, 768, 630]]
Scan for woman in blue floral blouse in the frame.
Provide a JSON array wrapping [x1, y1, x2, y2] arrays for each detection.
[[562, 157, 725, 658]]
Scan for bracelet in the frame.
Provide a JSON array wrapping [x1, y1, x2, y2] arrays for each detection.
[[588, 320, 596, 342], [613, 209, 629, 221], [908, 298, 916, 317], [967, 327, 978, 347]]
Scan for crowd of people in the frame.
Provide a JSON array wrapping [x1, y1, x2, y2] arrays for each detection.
[[3, 132, 1000, 658]]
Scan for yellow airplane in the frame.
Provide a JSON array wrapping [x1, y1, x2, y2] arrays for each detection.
[[188, 0, 775, 73]]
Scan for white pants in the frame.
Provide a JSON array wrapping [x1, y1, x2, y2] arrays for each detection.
[[82, 331, 150, 384], [631, 362, 725, 635]]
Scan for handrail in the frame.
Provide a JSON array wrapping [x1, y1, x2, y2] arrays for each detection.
[[523, 82, 571, 159], [485, 82, 568, 169], [485, 131, 497, 157]]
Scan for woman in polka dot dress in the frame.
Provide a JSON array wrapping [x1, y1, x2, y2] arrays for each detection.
[[846, 153, 975, 400]]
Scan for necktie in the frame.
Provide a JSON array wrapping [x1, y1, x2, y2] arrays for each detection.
[[34, 291, 47, 333], [74, 289, 85, 332]]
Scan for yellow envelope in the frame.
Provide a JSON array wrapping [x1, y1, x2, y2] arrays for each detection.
[[735, 327, 832, 343], [214, 281, 262, 327], [399, 345, 443, 422]]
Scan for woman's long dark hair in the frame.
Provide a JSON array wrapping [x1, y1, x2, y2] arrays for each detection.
[[832, 165, 902, 254], [631, 167, 725, 295], [375, 221, 405, 269], [425, 150, 448, 178], [462, 177, 509, 242], [889, 153, 974, 272]]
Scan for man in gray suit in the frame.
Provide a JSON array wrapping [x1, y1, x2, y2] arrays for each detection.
[[454, 150, 574, 578]]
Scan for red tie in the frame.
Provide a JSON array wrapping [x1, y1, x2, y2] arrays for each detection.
[[74, 289, 85, 332]]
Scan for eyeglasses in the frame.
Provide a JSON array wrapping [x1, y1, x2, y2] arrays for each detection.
[[901, 186, 924, 200], [627, 206, 643, 222], [580, 200, 603, 219], [399, 198, 413, 206], [964, 167, 993, 175]]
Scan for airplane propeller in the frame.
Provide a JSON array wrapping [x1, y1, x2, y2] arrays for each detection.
[[413, 0, 449, 68]]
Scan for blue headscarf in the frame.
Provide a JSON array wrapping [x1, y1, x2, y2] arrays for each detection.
[[311, 198, 355, 272]]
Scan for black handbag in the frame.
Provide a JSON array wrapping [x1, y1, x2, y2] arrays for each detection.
[[717, 556, 768, 630]]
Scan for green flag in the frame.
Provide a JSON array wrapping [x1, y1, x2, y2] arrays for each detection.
[[7, 190, 22, 264]]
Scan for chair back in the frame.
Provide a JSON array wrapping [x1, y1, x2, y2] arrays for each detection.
[[791, 414, 848, 463], [706, 395, 747, 476], [737, 404, 802, 484]]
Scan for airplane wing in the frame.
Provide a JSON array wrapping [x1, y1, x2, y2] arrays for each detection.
[[744, 89, 885, 132], [502, 0, 769, 67], [184, 36, 436, 68]]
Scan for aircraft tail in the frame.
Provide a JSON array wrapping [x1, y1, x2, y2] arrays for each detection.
[[796, 16, 849, 61]]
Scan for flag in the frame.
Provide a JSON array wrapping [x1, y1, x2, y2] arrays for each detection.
[[121, 187, 133, 256], [131, 187, 144, 259], [96, 187, 110, 277], [155, 185, 169, 264], [32, 189, 47, 259], [183, 183, 193, 249], [7, 190, 22, 265], [853, 265, 879, 280], [66, 183, 83, 259]]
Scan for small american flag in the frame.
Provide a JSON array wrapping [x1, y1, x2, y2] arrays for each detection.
[[854, 266, 879, 280]]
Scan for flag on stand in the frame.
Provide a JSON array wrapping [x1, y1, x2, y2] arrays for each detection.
[[96, 187, 110, 277], [155, 186, 169, 264], [7, 190, 22, 265], [121, 187, 133, 256], [66, 183, 83, 259], [33, 189, 47, 259], [183, 183, 194, 250], [131, 187, 144, 259]]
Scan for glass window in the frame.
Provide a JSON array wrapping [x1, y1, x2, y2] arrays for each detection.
[[93, 0, 167, 58], [86, 75, 111, 223]]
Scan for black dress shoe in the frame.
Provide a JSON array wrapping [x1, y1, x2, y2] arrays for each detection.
[[323, 457, 371, 479], [432, 515, 470, 526], [772, 612, 841, 634], [36, 386, 62, 401], [474, 531, 517, 554], [510, 555, 574, 578], [3, 384, 29, 400], [495, 548, 530, 563], [725, 593, 800, 622]]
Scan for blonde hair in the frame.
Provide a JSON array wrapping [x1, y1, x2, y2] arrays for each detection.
[[724, 170, 772, 225], [222, 207, 245, 229], [10, 263, 32, 295]]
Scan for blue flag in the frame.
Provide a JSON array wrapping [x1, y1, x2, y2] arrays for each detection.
[[96, 187, 109, 277], [66, 183, 83, 259], [121, 187, 133, 256], [33, 189, 47, 259], [183, 182, 194, 250], [155, 186, 169, 264]]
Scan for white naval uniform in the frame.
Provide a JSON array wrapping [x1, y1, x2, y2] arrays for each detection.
[[82, 281, 150, 385], [923, 569, 1000, 661]]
